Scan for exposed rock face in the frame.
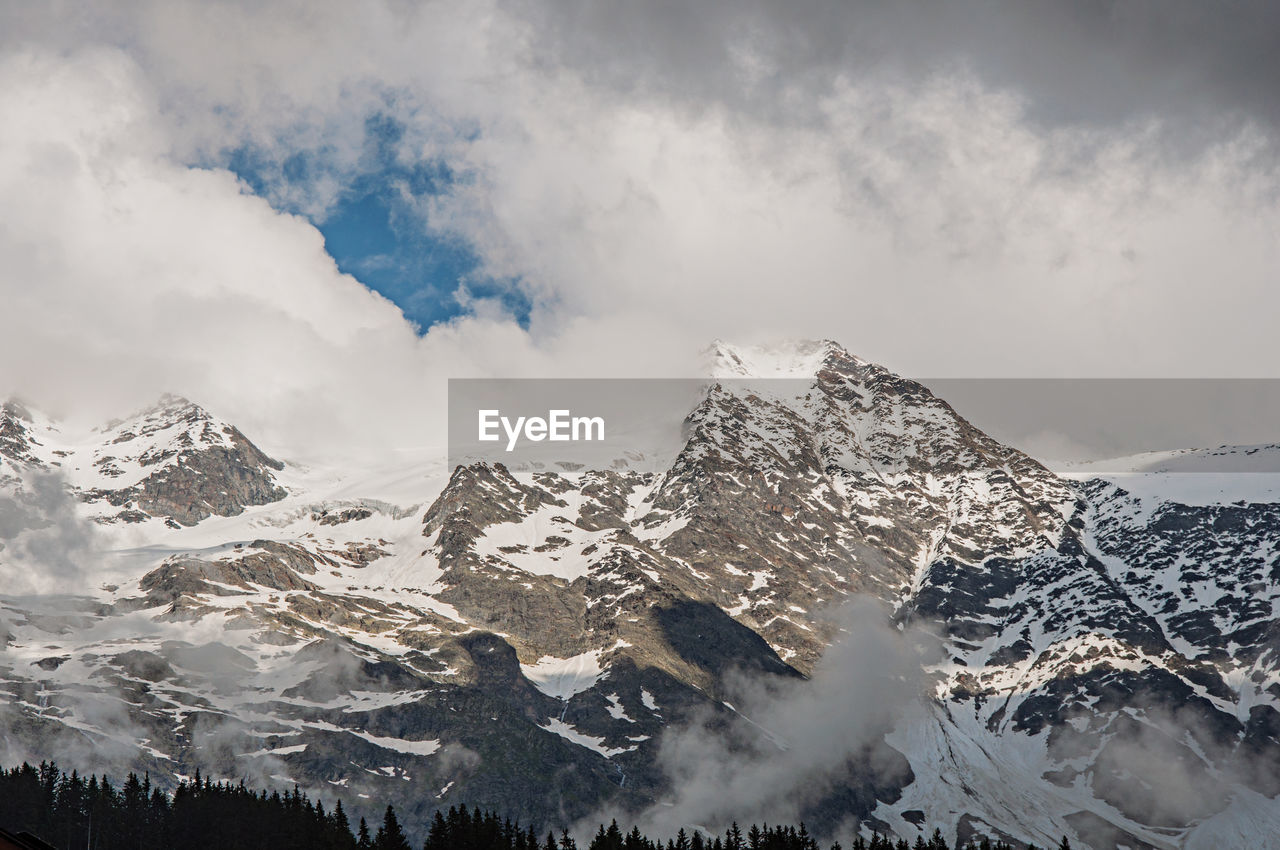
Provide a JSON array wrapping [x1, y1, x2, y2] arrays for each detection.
[[0, 402, 42, 469], [3, 346, 1280, 848]]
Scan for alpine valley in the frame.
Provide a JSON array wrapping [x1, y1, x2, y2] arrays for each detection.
[[2, 341, 1278, 850]]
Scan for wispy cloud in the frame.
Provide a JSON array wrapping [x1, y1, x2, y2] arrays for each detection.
[[606, 599, 935, 840]]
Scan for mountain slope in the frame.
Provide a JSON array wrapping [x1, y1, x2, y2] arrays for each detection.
[[2, 342, 1278, 849]]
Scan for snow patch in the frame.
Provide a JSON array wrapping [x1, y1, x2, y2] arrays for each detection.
[[521, 650, 606, 700]]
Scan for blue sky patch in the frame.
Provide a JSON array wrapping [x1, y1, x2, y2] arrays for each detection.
[[224, 114, 529, 332]]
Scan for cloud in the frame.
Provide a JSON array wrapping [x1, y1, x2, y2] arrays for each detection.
[[425, 68, 1280, 380], [614, 599, 932, 839], [0, 48, 440, 458], [511, 0, 1280, 141], [0, 471, 100, 596], [0, 3, 1279, 468]]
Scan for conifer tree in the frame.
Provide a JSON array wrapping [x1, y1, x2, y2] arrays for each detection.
[[0, 757, 1086, 850], [374, 804, 411, 850], [589, 819, 624, 850], [333, 800, 351, 837]]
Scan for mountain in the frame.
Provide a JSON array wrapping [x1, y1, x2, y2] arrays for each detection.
[[2, 342, 1279, 849], [1, 394, 286, 526]]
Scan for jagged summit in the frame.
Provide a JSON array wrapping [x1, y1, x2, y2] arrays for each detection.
[[0, 394, 287, 526], [705, 338, 863, 379], [87, 396, 286, 525]]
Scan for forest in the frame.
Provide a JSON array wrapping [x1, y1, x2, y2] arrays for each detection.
[[0, 762, 1071, 850]]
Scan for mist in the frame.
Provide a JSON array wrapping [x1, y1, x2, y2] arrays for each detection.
[[0, 471, 101, 596], [610, 599, 935, 841]]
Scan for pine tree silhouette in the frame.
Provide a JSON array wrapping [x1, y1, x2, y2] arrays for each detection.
[[373, 804, 411, 850], [0, 757, 1082, 850]]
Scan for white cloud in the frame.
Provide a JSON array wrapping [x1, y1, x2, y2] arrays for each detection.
[[417, 66, 1280, 382], [0, 48, 437, 459]]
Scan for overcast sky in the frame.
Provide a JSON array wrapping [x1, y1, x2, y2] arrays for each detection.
[[1, 1, 1277, 459]]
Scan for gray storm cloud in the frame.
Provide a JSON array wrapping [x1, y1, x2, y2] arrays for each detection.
[[512, 0, 1280, 144]]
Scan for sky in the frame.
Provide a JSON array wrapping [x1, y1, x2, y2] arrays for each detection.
[[1, 1, 1278, 460]]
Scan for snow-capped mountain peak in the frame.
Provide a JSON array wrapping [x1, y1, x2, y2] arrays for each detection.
[[1, 394, 287, 527], [705, 338, 863, 379]]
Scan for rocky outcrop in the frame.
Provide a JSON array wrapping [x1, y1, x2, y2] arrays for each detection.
[[139, 540, 325, 603], [0, 402, 42, 469]]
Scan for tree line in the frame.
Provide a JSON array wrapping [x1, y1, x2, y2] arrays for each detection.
[[0, 762, 1072, 850]]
